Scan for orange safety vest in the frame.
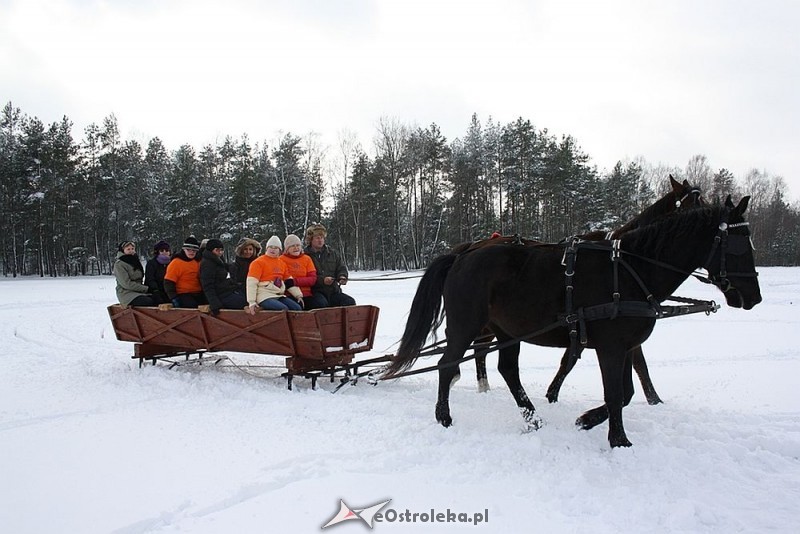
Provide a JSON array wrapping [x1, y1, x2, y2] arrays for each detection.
[[164, 257, 202, 294], [247, 254, 291, 282], [280, 253, 317, 296]]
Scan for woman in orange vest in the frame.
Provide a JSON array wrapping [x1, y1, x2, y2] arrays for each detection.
[[280, 233, 319, 309], [164, 236, 206, 308], [245, 236, 303, 313]]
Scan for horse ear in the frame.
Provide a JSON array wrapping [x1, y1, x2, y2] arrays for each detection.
[[669, 175, 680, 190], [724, 195, 734, 208], [734, 196, 751, 216]]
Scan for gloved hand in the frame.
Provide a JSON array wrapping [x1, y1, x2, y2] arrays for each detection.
[[297, 297, 304, 309], [273, 277, 282, 288], [172, 298, 181, 308]]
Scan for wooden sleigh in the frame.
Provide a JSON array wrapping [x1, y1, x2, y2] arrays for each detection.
[[107, 304, 380, 388]]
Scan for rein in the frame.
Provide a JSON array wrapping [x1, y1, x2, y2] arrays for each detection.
[[342, 207, 753, 390], [556, 208, 757, 362], [348, 272, 425, 281], [362, 292, 720, 386], [570, 212, 758, 292]]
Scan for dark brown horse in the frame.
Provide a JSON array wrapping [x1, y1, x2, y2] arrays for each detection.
[[386, 197, 760, 447], [456, 176, 704, 403]]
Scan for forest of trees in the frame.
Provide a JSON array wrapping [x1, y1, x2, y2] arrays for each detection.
[[1, 101, 798, 277]]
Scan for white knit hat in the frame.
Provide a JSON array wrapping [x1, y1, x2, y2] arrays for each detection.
[[265, 235, 282, 249], [284, 234, 302, 249]]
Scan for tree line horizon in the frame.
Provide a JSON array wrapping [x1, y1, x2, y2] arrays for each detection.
[[1, 101, 798, 277]]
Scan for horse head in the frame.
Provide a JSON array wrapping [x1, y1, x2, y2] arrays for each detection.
[[669, 174, 705, 209], [704, 195, 762, 310]]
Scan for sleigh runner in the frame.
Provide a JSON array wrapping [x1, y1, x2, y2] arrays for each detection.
[[107, 304, 380, 387]]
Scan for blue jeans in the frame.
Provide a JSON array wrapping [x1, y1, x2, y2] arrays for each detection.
[[258, 297, 302, 311]]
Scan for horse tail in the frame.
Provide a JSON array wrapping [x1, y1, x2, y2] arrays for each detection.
[[384, 253, 456, 377]]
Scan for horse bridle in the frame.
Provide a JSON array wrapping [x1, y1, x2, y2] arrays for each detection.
[[676, 187, 703, 208], [702, 210, 759, 292], [603, 206, 757, 292]]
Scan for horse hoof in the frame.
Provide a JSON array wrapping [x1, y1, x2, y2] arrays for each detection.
[[575, 413, 600, 430], [610, 436, 633, 448], [546, 393, 559, 404], [646, 396, 664, 406], [521, 409, 544, 432], [435, 402, 452, 427], [575, 406, 608, 430]]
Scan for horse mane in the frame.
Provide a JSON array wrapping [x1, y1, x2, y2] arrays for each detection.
[[621, 205, 719, 258], [612, 191, 678, 236], [612, 178, 704, 238]]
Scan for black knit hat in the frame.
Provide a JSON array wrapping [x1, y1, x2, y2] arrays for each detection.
[[205, 238, 224, 251], [182, 236, 200, 250], [153, 240, 170, 253]]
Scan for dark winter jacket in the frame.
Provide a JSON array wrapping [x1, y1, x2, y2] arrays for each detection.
[[200, 249, 240, 311], [144, 257, 168, 295], [228, 238, 261, 290], [304, 244, 349, 299]]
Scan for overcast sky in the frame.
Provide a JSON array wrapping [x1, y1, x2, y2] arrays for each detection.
[[2, 0, 798, 200]]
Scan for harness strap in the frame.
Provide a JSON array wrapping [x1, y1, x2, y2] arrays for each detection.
[[610, 239, 621, 319], [561, 237, 581, 360], [617, 257, 662, 315], [383, 293, 715, 384], [578, 301, 659, 321]]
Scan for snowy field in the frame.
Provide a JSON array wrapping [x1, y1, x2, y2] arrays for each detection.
[[1, 267, 799, 533]]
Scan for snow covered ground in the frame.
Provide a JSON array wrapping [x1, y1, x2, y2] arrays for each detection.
[[1, 267, 799, 533]]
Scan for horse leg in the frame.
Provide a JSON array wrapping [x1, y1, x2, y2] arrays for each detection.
[[435, 339, 472, 427], [475, 355, 489, 393], [442, 325, 462, 388], [496, 341, 543, 431], [576, 347, 633, 447], [545, 346, 584, 403], [474, 330, 494, 393], [631, 346, 663, 405]]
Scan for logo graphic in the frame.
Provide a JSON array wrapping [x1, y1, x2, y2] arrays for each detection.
[[322, 499, 391, 529]]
